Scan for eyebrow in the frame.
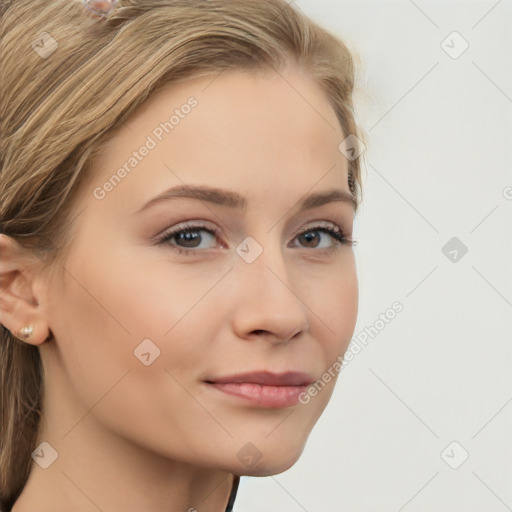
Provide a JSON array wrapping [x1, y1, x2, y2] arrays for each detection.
[[134, 184, 357, 214]]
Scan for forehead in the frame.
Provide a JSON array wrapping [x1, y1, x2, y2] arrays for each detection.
[[80, 67, 350, 214]]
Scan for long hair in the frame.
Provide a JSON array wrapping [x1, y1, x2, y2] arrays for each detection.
[[0, 0, 365, 508]]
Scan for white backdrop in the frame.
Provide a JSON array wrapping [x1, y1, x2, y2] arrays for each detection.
[[235, 0, 512, 510]]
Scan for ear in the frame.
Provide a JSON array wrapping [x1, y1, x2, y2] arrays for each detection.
[[0, 234, 51, 345]]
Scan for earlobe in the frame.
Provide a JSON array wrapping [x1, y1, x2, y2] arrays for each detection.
[[0, 234, 51, 346]]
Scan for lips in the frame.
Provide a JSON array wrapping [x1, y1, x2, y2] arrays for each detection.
[[204, 371, 315, 408], [205, 371, 315, 387]]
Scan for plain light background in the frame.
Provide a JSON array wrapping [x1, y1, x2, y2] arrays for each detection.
[[234, 0, 512, 510]]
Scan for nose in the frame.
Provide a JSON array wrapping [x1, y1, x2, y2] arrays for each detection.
[[229, 242, 310, 344]]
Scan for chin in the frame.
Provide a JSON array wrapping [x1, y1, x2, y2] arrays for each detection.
[[238, 454, 302, 477], [230, 436, 307, 477]]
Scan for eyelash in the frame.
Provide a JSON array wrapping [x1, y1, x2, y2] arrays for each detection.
[[156, 221, 357, 256]]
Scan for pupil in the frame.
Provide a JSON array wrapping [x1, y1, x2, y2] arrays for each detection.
[[178, 230, 201, 247], [300, 231, 319, 248]]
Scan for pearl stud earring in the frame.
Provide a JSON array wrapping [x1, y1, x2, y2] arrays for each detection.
[[18, 325, 34, 340]]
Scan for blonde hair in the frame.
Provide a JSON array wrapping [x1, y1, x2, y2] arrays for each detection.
[[0, 0, 365, 508]]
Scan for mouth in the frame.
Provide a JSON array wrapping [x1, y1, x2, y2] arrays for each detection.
[[203, 371, 315, 408]]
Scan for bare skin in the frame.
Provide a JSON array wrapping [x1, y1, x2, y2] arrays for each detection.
[[1, 66, 358, 512]]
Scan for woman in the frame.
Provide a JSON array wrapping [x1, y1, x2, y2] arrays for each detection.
[[0, 0, 365, 510]]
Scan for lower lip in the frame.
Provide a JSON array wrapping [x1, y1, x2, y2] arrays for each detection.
[[207, 382, 308, 408]]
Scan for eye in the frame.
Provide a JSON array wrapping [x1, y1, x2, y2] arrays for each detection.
[[156, 221, 221, 255], [291, 222, 355, 251]]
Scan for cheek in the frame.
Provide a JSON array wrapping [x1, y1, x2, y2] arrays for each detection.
[[49, 261, 136, 406], [50, 247, 216, 403], [334, 270, 358, 349], [48, 256, 211, 457], [309, 255, 359, 360], [286, 256, 357, 412], [109, 248, 228, 337]]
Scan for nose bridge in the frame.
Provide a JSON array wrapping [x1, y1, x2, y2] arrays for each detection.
[[230, 231, 309, 341]]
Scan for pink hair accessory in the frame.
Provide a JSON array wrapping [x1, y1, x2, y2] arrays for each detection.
[[83, 0, 118, 19]]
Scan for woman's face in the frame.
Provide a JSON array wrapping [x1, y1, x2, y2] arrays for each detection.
[[42, 66, 358, 475]]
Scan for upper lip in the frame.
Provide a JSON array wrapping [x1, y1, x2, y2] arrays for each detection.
[[205, 371, 315, 386]]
